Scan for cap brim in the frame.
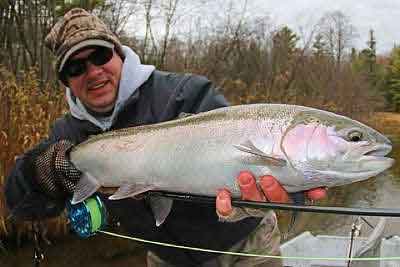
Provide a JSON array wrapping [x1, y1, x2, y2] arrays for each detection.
[[59, 39, 114, 72]]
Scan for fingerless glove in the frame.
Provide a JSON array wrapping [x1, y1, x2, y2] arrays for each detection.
[[35, 140, 81, 199]]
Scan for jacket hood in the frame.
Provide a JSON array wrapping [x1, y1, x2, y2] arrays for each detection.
[[66, 45, 155, 131]]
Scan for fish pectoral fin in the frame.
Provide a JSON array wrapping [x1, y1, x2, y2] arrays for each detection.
[[234, 140, 287, 167], [71, 172, 101, 204], [108, 184, 156, 200], [148, 196, 173, 227]]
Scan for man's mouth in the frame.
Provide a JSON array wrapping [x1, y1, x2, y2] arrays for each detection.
[[89, 80, 108, 90]]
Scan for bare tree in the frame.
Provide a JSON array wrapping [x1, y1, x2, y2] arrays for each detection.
[[0, 0, 58, 86], [141, 0, 158, 62], [156, 0, 178, 67], [316, 11, 357, 68], [95, 0, 139, 35]]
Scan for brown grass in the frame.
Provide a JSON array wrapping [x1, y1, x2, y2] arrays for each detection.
[[0, 67, 67, 239], [371, 112, 400, 133]]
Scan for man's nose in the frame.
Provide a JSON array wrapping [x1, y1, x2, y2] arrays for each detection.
[[86, 62, 103, 76]]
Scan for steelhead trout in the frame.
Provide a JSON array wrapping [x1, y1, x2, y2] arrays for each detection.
[[70, 104, 394, 225]]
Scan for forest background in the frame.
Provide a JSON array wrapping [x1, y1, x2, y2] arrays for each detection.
[[1, 0, 400, 240]]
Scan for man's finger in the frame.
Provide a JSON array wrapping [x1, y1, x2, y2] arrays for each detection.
[[237, 171, 264, 201], [259, 175, 290, 203], [216, 189, 233, 216], [305, 187, 327, 200]]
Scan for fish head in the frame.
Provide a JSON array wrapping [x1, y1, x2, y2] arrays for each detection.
[[281, 109, 394, 187]]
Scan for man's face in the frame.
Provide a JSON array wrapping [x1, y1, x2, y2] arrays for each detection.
[[65, 47, 123, 113]]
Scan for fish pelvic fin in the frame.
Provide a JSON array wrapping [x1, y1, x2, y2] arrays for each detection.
[[108, 184, 156, 200], [108, 184, 173, 226], [234, 140, 287, 167], [148, 196, 173, 227], [71, 172, 101, 204]]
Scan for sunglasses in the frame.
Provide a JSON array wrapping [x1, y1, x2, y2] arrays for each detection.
[[62, 47, 114, 78]]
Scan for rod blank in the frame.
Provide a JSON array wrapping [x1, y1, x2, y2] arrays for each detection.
[[149, 191, 400, 217]]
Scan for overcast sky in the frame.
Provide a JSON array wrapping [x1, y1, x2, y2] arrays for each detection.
[[248, 0, 400, 54], [128, 0, 400, 55]]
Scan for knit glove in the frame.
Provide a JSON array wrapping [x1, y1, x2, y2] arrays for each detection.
[[34, 140, 81, 199]]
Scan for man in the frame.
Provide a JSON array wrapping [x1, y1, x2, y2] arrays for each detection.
[[4, 8, 325, 267]]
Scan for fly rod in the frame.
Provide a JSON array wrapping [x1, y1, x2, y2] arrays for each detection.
[[149, 191, 400, 217]]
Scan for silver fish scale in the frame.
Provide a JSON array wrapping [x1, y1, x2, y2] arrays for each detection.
[[71, 105, 300, 195], [70, 104, 393, 198]]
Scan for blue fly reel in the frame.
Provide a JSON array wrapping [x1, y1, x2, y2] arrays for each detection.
[[66, 195, 107, 238]]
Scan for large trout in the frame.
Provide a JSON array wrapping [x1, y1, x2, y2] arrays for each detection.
[[70, 104, 394, 225]]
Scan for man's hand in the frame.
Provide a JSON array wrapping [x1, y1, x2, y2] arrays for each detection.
[[35, 140, 81, 199], [216, 171, 327, 217]]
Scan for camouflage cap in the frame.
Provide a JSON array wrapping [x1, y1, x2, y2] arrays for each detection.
[[45, 8, 124, 73]]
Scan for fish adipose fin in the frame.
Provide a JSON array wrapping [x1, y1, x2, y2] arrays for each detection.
[[108, 184, 156, 200], [148, 196, 173, 227], [71, 172, 101, 204], [234, 140, 287, 167]]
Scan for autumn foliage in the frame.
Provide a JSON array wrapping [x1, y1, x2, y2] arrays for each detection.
[[0, 67, 67, 239]]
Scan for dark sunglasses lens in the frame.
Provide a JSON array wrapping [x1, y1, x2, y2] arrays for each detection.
[[64, 47, 114, 78], [66, 61, 86, 77], [91, 47, 113, 66]]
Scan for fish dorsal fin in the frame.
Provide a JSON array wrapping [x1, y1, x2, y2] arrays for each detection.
[[148, 196, 173, 227], [178, 112, 194, 119], [108, 184, 155, 200], [234, 139, 287, 167], [71, 172, 101, 204]]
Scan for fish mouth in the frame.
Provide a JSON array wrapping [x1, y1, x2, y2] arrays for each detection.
[[362, 143, 392, 157], [317, 143, 394, 180], [359, 143, 394, 173], [318, 156, 394, 182], [359, 143, 393, 168]]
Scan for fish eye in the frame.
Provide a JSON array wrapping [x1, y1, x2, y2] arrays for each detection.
[[348, 130, 363, 142]]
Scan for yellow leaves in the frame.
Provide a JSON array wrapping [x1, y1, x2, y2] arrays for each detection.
[[0, 186, 8, 237], [222, 79, 271, 105], [0, 67, 67, 237], [0, 131, 7, 145], [0, 217, 8, 237], [23, 135, 31, 149]]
